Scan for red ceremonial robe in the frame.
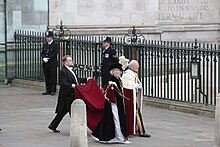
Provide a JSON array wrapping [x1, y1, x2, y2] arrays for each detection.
[[123, 88, 135, 135], [74, 79, 105, 131]]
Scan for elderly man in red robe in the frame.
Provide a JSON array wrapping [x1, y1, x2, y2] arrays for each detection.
[[122, 60, 151, 137]]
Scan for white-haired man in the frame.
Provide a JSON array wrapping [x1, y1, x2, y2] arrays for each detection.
[[122, 60, 150, 137]]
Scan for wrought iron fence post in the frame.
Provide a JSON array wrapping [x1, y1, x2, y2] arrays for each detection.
[[94, 42, 99, 82], [48, 20, 71, 69], [123, 26, 145, 60], [218, 44, 220, 93]]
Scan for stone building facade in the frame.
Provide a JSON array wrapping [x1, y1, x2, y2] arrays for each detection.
[[0, 0, 220, 81], [49, 0, 220, 43], [0, 0, 48, 81]]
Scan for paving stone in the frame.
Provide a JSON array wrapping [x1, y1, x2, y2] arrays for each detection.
[[0, 84, 214, 147]]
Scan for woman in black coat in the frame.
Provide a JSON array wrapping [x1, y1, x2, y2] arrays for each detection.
[[92, 62, 131, 144]]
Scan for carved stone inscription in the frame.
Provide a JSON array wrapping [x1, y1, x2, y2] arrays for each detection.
[[106, 0, 123, 11], [77, 0, 94, 14], [158, 0, 217, 21]]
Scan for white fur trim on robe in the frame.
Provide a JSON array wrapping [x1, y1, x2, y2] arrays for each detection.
[[122, 69, 144, 134], [122, 69, 143, 112]]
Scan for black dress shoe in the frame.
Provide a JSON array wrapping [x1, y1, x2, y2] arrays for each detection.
[[50, 92, 56, 96], [48, 125, 60, 133], [139, 133, 151, 138], [42, 91, 50, 95]]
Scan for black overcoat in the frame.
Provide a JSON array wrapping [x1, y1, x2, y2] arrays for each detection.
[[55, 66, 87, 114]]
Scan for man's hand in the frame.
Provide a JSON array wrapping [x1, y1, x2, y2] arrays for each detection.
[[134, 83, 142, 89], [43, 57, 49, 63]]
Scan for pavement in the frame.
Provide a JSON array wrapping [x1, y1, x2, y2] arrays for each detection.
[[0, 84, 214, 147]]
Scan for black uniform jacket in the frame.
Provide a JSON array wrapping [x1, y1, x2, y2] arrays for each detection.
[[41, 41, 59, 68], [55, 66, 87, 114], [101, 46, 119, 85]]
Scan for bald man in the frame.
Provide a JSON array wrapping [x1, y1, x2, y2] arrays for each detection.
[[122, 60, 150, 137]]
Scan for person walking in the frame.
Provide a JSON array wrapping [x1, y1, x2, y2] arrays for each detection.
[[100, 36, 119, 88], [48, 55, 88, 133], [122, 60, 151, 137], [92, 62, 131, 144], [41, 31, 59, 96]]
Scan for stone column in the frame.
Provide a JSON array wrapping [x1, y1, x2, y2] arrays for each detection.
[[214, 94, 220, 147], [70, 99, 88, 147]]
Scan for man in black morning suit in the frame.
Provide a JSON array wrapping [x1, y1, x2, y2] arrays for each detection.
[[48, 55, 88, 133], [41, 31, 59, 96], [101, 36, 119, 87]]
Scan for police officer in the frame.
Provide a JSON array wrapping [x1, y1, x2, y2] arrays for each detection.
[[101, 36, 119, 87], [41, 31, 59, 96]]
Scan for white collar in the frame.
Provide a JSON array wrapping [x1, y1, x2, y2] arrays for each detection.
[[64, 65, 78, 83], [48, 40, 53, 45], [65, 65, 73, 70], [105, 45, 110, 50]]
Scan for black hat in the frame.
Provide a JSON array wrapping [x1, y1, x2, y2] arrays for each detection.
[[109, 62, 123, 71], [103, 36, 111, 43], [46, 31, 53, 37]]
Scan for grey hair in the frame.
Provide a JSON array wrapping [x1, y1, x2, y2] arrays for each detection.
[[110, 69, 122, 75], [128, 60, 138, 68]]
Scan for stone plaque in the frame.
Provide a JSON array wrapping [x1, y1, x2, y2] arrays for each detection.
[[158, 0, 219, 22]]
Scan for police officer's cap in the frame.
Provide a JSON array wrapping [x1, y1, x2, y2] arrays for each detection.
[[103, 36, 111, 43], [46, 31, 54, 37], [108, 62, 123, 71]]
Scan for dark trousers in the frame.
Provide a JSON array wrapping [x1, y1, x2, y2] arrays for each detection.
[[50, 107, 70, 129], [43, 67, 57, 93]]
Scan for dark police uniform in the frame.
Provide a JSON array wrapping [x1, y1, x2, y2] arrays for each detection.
[[101, 44, 119, 87], [41, 32, 59, 94]]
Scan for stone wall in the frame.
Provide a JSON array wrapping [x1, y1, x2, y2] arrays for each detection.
[[49, 0, 158, 26], [6, 0, 48, 41], [0, 0, 48, 42], [0, 0, 48, 81], [0, 0, 5, 43], [158, 0, 220, 43], [158, 0, 219, 23], [49, 0, 220, 43]]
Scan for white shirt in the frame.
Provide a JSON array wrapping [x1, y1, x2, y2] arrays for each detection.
[[64, 65, 78, 83], [48, 40, 53, 45], [103, 45, 110, 53]]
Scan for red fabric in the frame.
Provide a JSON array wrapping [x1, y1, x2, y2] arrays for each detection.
[[105, 85, 117, 103], [74, 79, 105, 131], [124, 88, 135, 135]]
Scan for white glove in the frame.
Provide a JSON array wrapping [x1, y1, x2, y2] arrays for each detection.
[[72, 84, 76, 88], [134, 83, 142, 89], [108, 81, 117, 86], [43, 57, 49, 63]]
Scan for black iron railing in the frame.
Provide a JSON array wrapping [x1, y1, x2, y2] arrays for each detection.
[[14, 30, 124, 84], [13, 30, 220, 106]]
